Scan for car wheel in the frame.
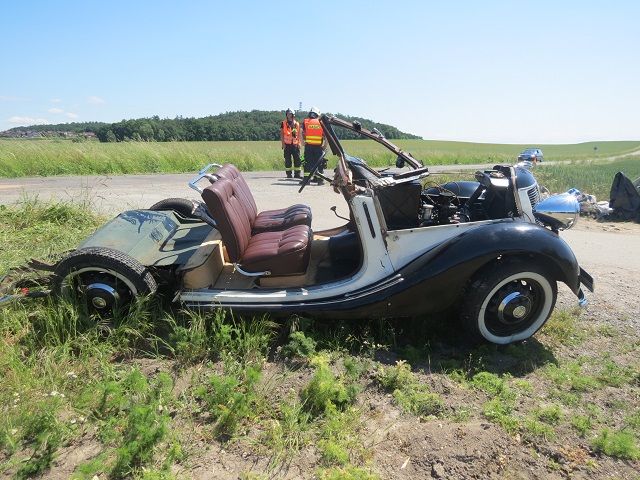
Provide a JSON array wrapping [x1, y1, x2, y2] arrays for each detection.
[[52, 247, 157, 314], [149, 198, 196, 218], [460, 261, 557, 345]]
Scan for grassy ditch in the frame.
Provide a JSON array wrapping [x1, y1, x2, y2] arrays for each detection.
[[0, 200, 639, 479]]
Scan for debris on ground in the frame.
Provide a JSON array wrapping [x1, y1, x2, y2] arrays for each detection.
[[545, 172, 640, 222], [608, 171, 640, 222]]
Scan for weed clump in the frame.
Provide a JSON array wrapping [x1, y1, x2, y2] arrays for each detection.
[[301, 357, 359, 415], [470, 372, 519, 434], [394, 389, 444, 417], [375, 361, 444, 418], [260, 400, 312, 464], [376, 360, 413, 392], [523, 404, 561, 442], [317, 403, 364, 467], [592, 428, 640, 460], [196, 365, 262, 439], [522, 418, 556, 441], [535, 404, 563, 425], [80, 369, 174, 478], [282, 331, 317, 359]]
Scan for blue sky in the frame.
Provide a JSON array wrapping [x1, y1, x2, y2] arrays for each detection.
[[1, 0, 638, 143]]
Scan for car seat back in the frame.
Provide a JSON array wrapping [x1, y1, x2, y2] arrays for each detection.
[[201, 178, 252, 262]]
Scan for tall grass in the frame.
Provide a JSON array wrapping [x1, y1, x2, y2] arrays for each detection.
[[0, 198, 104, 273], [1, 138, 638, 177], [432, 156, 640, 199], [535, 156, 640, 199]]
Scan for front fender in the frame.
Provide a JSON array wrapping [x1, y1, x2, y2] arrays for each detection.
[[397, 221, 582, 309]]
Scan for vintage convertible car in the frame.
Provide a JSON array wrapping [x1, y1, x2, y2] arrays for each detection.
[[3, 115, 594, 344]]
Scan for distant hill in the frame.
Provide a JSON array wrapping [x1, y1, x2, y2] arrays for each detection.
[[0, 111, 421, 142], [0, 121, 107, 138]]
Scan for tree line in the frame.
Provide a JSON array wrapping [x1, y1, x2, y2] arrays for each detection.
[[2, 121, 107, 135], [94, 111, 421, 142], [2, 111, 421, 142]]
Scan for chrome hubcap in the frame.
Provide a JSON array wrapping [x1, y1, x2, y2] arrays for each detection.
[[512, 305, 527, 318], [497, 291, 532, 324], [86, 283, 120, 310], [92, 297, 108, 308]]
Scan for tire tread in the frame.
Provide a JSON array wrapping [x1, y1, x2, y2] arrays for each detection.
[[460, 260, 557, 344], [53, 247, 157, 296], [149, 198, 196, 218]]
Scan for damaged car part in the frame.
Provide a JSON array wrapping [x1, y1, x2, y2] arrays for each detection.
[[18, 115, 592, 345]]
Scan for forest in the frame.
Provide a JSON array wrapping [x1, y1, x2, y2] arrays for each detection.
[[93, 111, 420, 142], [2, 111, 420, 142]]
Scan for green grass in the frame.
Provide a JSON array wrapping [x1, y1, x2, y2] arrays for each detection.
[[540, 309, 586, 346], [535, 156, 640, 199], [2, 199, 640, 477], [317, 465, 380, 480], [1, 138, 638, 177], [375, 361, 444, 418], [592, 429, 640, 460], [301, 356, 359, 415], [0, 199, 104, 273]]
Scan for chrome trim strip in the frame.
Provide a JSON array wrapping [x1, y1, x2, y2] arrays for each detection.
[[234, 264, 271, 277], [510, 166, 523, 215], [188, 163, 223, 193]]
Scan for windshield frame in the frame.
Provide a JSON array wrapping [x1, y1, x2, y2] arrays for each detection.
[[321, 115, 423, 169]]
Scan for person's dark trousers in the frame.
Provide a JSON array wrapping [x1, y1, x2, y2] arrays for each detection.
[[284, 144, 302, 178], [303, 144, 325, 184]]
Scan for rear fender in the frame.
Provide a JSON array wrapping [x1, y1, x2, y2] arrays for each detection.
[[79, 210, 213, 268]]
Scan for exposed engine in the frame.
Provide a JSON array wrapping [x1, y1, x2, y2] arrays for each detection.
[[420, 165, 540, 226], [346, 155, 545, 230]]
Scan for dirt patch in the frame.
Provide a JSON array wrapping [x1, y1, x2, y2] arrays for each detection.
[[573, 216, 640, 235]]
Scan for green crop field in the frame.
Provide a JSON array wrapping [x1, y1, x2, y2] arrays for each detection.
[[1, 138, 639, 178], [535, 157, 640, 199], [429, 156, 640, 200]]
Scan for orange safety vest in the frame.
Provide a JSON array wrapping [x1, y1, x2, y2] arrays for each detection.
[[303, 117, 324, 145], [281, 119, 300, 145]]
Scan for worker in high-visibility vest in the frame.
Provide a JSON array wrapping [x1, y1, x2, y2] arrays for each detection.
[[280, 108, 302, 179], [301, 106, 326, 185]]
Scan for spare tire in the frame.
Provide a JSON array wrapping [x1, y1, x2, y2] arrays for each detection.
[[149, 198, 196, 218], [52, 247, 157, 315]]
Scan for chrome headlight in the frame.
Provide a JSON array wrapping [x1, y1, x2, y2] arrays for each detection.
[[533, 193, 579, 230]]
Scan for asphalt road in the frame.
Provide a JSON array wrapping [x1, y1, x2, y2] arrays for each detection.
[[0, 164, 498, 227], [1, 170, 639, 273]]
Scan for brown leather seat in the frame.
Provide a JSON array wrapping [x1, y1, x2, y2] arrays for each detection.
[[202, 178, 311, 276], [215, 164, 312, 234]]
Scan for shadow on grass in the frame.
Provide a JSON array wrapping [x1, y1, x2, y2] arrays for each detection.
[[11, 294, 556, 379], [270, 313, 557, 378]]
